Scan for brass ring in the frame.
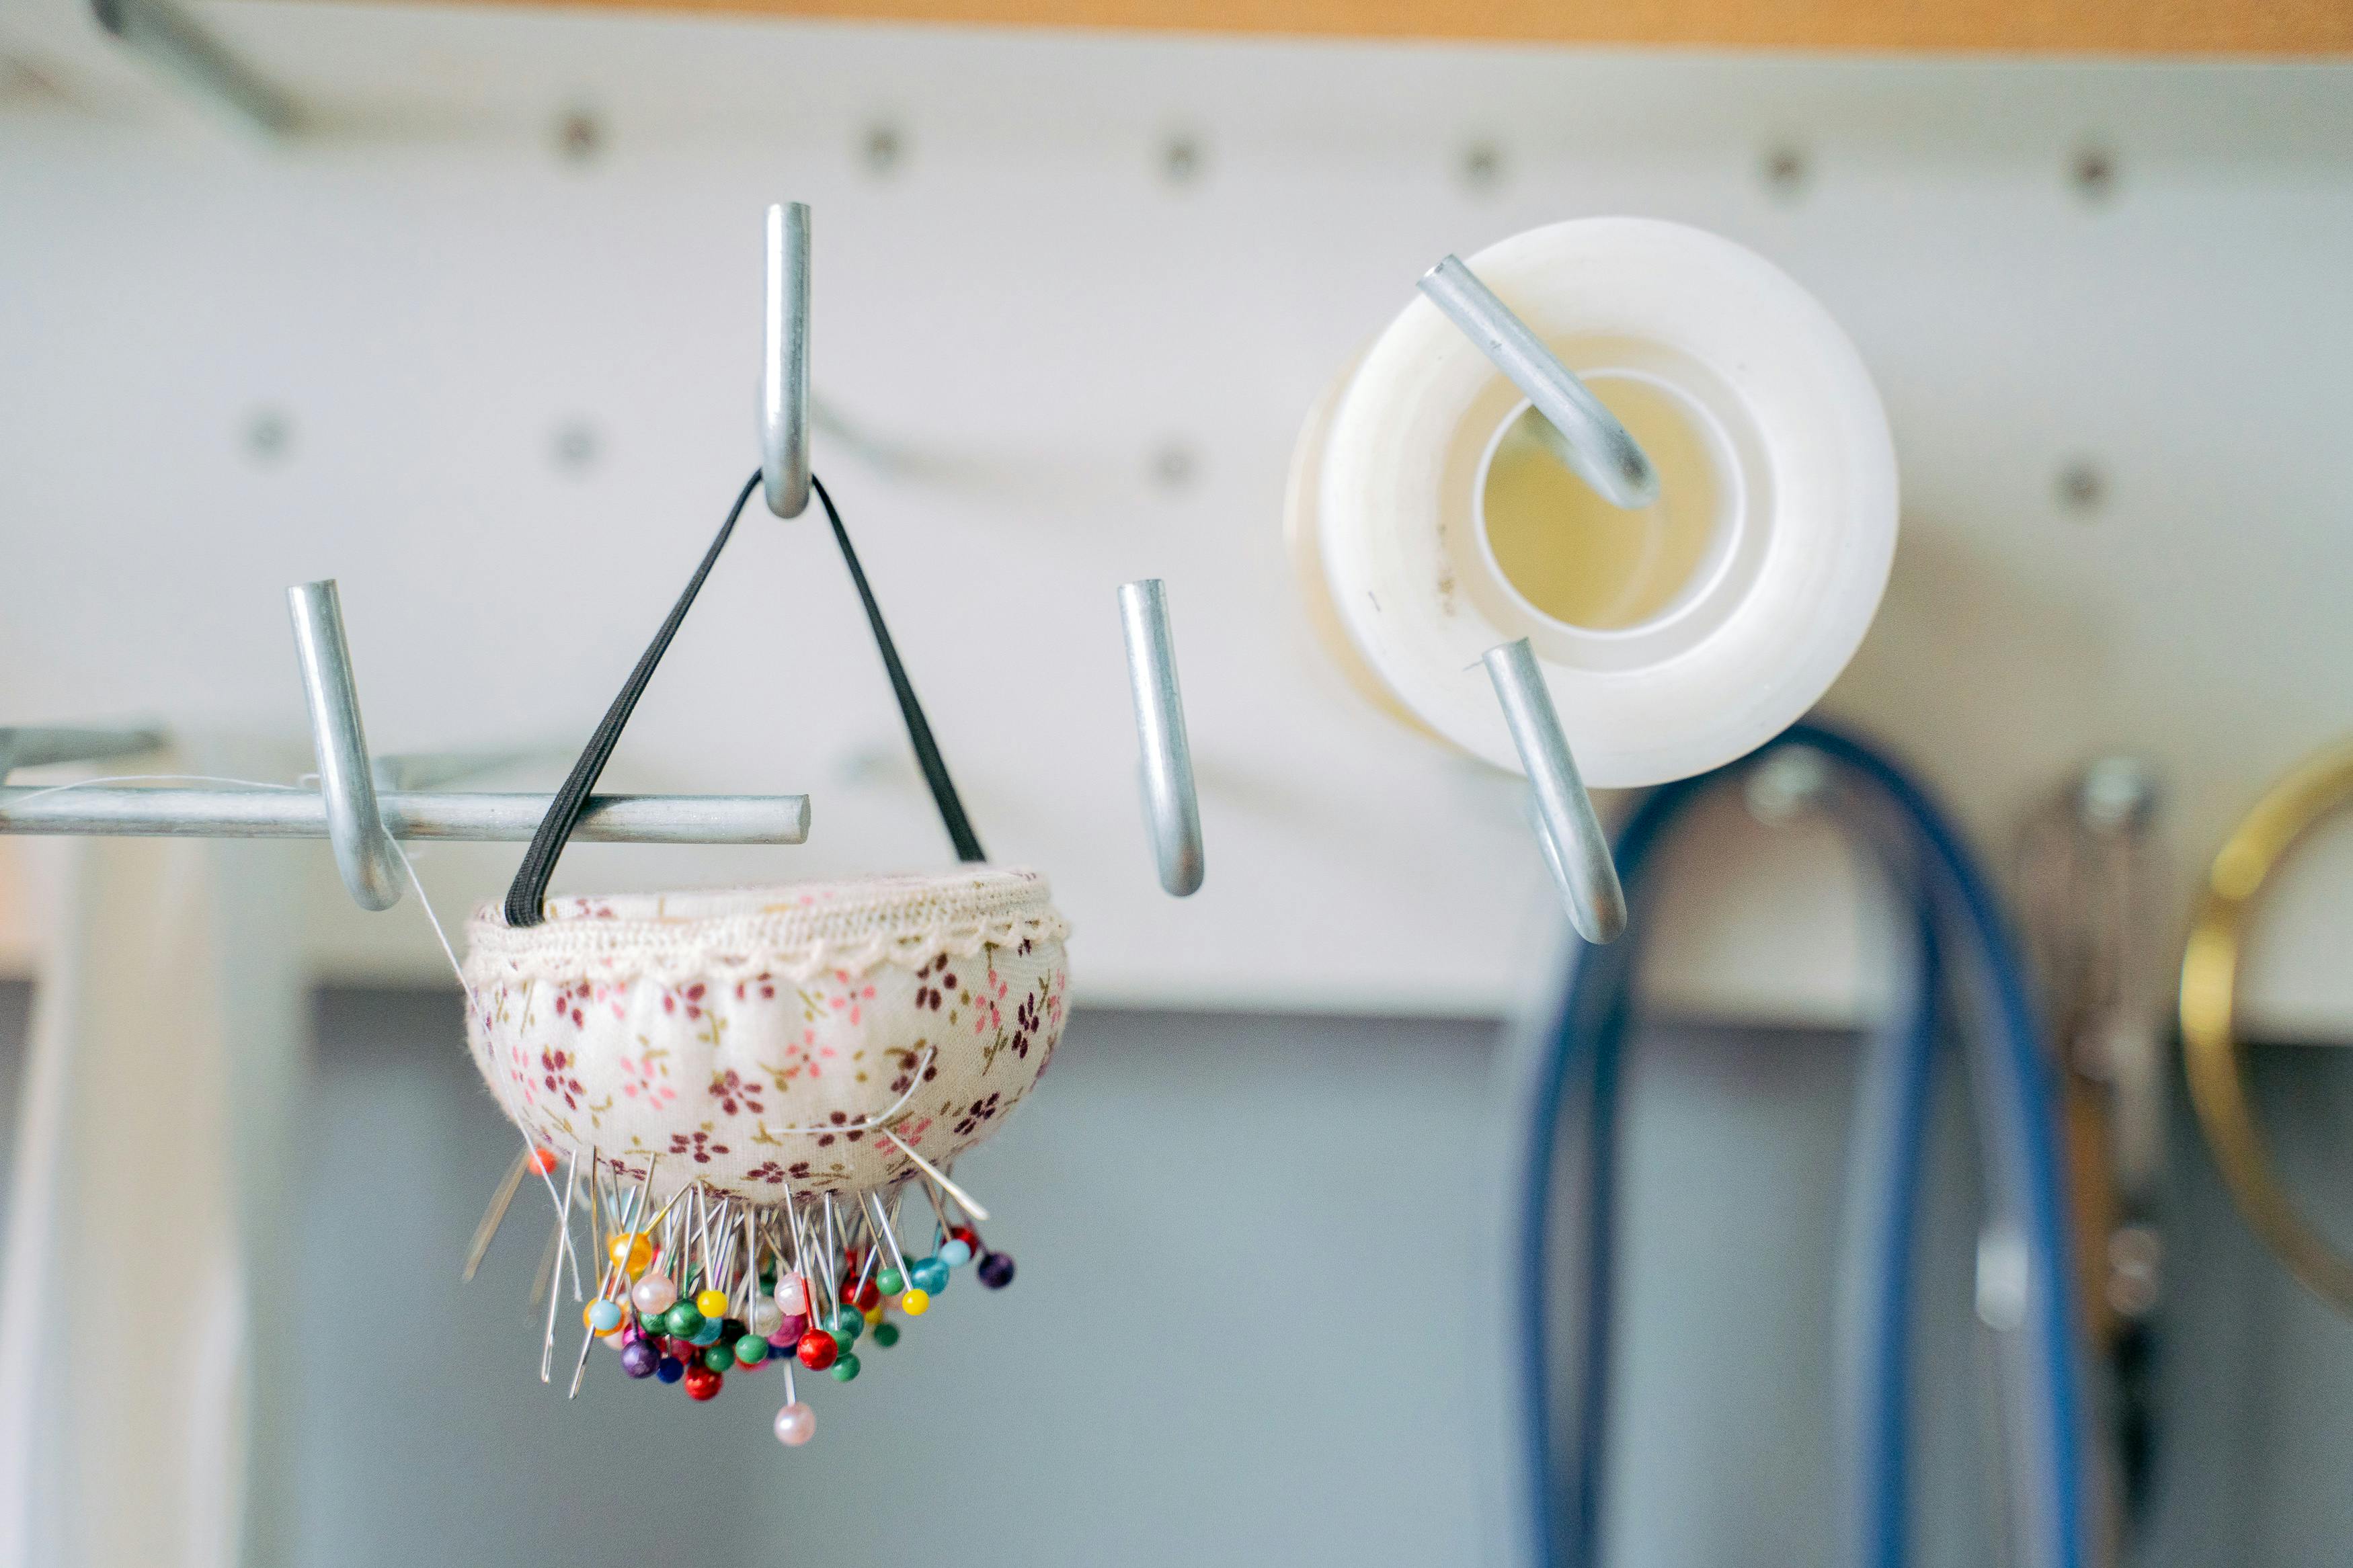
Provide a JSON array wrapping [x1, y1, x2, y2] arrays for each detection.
[[2180, 739, 2353, 1315]]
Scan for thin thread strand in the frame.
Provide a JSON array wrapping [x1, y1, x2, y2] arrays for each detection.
[[0, 772, 306, 809]]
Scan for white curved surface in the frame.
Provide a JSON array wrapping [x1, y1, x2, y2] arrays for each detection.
[[1311, 218, 1897, 787]]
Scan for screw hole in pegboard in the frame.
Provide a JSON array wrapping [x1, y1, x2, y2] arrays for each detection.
[[1150, 442, 1199, 492], [551, 419, 602, 474], [1761, 143, 1810, 204], [242, 407, 292, 466], [861, 122, 906, 177], [2071, 143, 2118, 204], [1458, 141, 1505, 194], [556, 109, 603, 165], [1160, 133, 1205, 188], [2056, 458, 2105, 513]]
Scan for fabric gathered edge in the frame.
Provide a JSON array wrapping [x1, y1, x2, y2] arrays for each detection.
[[463, 907, 1070, 988]]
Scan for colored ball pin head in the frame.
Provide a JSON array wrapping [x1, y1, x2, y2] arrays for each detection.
[[828, 1307, 863, 1346], [609, 1232, 653, 1278], [633, 1272, 678, 1315], [901, 1288, 930, 1316], [910, 1257, 949, 1294], [774, 1402, 815, 1446], [735, 1335, 770, 1368], [939, 1239, 973, 1268], [796, 1329, 839, 1370], [664, 1302, 705, 1339], [775, 1272, 810, 1314], [619, 1339, 659, 1378], [749, 1299, 784, 1336], [702, 1342, 735, 1372], [877, 1267, 906, 1294], [871, 1321, 901, 1348], [830, 1352, 862, 1384], [694, 1288, 729, 1320], [654, 1356, 684, 1385], [978, 1251, 1016, 1290], [526, 1147, 560, 1176], [684, 1363, 723, 1401], [587, 1299, 623, 1333]]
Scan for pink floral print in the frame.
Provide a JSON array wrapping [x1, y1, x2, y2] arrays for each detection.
[[709, 1069, 764, 1116], [539, 1047, 584, 1110], [461, 868, 1070, 1200]]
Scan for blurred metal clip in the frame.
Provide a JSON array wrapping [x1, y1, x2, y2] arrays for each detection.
[[1419, 255, 1658, 511], [288, 579, 403, 911], [1119, 579, 1204, 897], [761, 201, 813, 520], [1485, 638, 1626, 944]]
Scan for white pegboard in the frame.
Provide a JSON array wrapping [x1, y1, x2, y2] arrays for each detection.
[[4, 4, 2353, 1028]]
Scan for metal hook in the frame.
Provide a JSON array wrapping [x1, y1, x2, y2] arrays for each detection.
[[760, 201, 812, 520], [286, 579, 401, 911], [1419, 255, 1659, 511], [1484, 638, 1626, 944], [1118, 579, 1204, 897]]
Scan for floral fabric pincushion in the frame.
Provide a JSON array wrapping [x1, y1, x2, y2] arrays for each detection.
[[463, 867, 1070, 1198]]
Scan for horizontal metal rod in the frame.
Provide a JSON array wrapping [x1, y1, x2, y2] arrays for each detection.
[[0, 789, 810, 843]]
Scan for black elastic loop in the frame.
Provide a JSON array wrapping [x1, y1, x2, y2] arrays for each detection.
[[502, 468, 985, 928], [810, 472, 986, 866]]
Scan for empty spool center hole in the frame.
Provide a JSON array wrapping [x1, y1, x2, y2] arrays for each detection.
[[1478, 375, 1727, 632]]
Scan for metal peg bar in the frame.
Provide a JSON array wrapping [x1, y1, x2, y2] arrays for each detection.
[[0, 788, 810, 843], [760, 201, 813, 520], [1118, 579, 1204, 897], [1419, 255, 1659, 511], [286, 580, 401, 911], [1484, 638, 1626, 944], [0, 726, 167, 780]]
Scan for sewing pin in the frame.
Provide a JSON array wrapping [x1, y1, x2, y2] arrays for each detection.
[[775, 1362, 814, 1447], [865, 1188, 912, 1290], [464, 1145, 534, 1282], [530, 1139, 587, 1301], [541, 1147, 579, 1383], [879, 1127, 990, 1221], [587, 1147, 610, 1294], [528, 1210, 561, 1313]]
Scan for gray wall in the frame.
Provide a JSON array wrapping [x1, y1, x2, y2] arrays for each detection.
[[5, 983, 2352, 1565], [292, 993, 1503, 1568]]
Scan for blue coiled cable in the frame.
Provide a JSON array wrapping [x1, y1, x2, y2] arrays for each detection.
[[1508, 722, 2090, 1568]]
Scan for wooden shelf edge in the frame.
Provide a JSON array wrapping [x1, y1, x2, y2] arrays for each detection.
[[395, 0, 2353, 58]]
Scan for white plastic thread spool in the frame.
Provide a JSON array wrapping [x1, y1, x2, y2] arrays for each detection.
[[1286, 218, 1898, 788]]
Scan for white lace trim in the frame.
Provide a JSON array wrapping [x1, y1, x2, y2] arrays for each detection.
[[463, 867, 1068, 986]]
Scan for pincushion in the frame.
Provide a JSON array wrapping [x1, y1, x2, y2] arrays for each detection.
[[463, 868, 1069, 1198]]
